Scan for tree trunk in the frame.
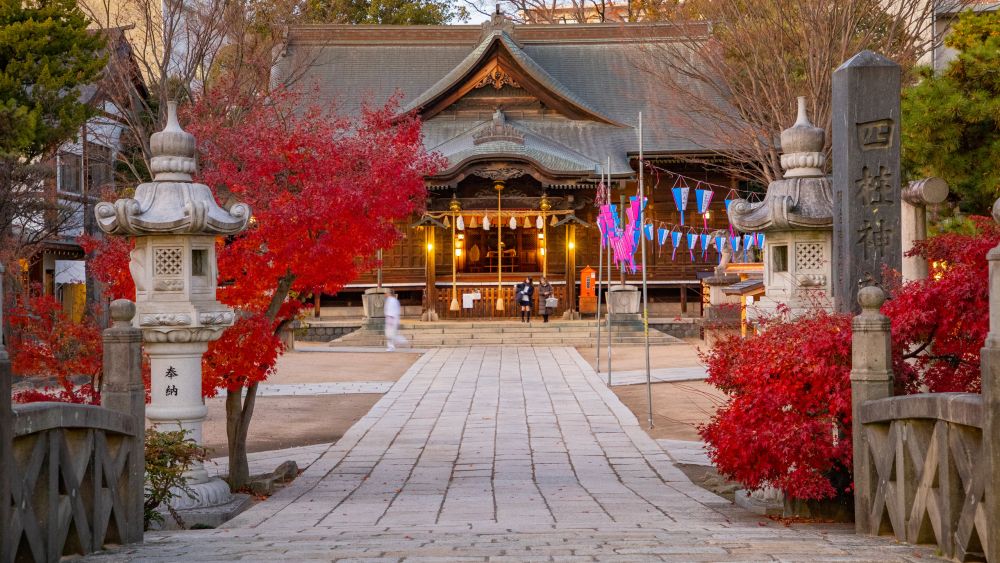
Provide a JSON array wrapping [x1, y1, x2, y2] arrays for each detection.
[[225, 272, 294, 490], [225, 381, 259, 490]]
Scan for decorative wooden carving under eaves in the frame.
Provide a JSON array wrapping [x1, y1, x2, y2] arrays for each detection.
[[474, 64, 520, 90], [472, 167, 526, 182]]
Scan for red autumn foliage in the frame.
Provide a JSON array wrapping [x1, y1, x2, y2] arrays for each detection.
[[700, 307, 855, 500], [701, 217, 995, 500], [184, 86, 439, 394], [6, 291, 102, 405], [882, 215, 999, 393], [84, 83, 438, 486], [86, 86, 439, 395]]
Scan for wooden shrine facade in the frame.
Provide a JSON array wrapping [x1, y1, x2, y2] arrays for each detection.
[[276, 14, 742, 318]]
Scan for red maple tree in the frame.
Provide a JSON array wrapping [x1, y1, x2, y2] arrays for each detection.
[[701, 217, 996, 501], [87, 85, 439, 487], [6, 291, 102, 404]]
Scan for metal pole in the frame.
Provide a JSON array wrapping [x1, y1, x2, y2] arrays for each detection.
[[639, 113, 653, 430], [596, 165, 604, 381], [607, 157, 613, 388], [376, 249, 383, 288], [496, 183, 504, 312]]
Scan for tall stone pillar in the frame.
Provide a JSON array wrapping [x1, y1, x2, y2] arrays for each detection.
[[981, 198, 1000, 563], [832, 51, 902, 313], [95, 102, 250, 509]]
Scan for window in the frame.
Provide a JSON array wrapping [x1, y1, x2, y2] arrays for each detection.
[[87, 143, 113, 191], [772, 245, 788, 273], [58, 153, 81, 193]]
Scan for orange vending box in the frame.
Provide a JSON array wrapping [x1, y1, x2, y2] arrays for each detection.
[[579, 266, 597, 313]]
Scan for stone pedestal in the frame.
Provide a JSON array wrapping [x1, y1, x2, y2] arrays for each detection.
[[703, 274, 740, 318], [607, 285, 640, 322], [363, 287, 388, 329]]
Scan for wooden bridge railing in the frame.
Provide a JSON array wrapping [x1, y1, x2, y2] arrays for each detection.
[[1, 299, 145, 562], [851, 285, 998, 562]]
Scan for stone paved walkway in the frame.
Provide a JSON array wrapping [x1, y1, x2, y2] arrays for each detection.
[[93, 347, 937, 562]]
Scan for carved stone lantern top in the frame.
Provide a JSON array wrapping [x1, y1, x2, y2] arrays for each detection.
[[728, 96, 833, 232], [95, 101, 250, 237]]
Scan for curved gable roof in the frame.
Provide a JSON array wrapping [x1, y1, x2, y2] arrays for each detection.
[[401, 31, 622, 126]]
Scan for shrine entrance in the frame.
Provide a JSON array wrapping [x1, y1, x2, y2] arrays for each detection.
[[418, 163, 594, 320], [457, 225, 542, 274]]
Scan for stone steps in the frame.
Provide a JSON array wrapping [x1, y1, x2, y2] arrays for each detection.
[[330, 320, 681, 348]]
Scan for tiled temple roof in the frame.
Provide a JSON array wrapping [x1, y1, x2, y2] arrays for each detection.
[[274, 21, 735, 179]]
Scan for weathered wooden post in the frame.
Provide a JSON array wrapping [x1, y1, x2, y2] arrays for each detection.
[[981, 199, 1000, 562], [832, 52, 902, 313], [101, 299, 145, 544], [849, 285, 894, 533], [0, 264, 12, 563]]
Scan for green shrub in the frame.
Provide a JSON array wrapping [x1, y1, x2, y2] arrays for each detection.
[[144, 429, 207, 530]]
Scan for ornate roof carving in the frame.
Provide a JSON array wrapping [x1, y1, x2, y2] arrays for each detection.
[[474, 64, 520, 90], [400, 30, 622, 126], [473, 110, 524, 145], [728, 97, 833, 232]]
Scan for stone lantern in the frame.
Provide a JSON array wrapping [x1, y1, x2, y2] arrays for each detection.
[[729, 97, 834, 320], [95, 102, 250, 511]]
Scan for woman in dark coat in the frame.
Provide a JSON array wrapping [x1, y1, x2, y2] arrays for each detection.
[[537, 277, 554, 323], [516, 277, 534, 322]]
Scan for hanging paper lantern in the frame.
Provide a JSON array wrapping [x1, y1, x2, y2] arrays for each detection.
[[483, 215, 490, 231], [686, 232, 698, 261], [670, 230, 682, 261], [756, 233, 765, 247], [644, 223, 654, 241], [470, 216, 478, 229], [729, 235, 741, 253], [536, 215, 544, 230], [657, 227, 669, 246], [509, 216, 517, 230], [551, 214, 558, 226], [457, 215, 465, 231], [700, 233, 711, 259], [671, 178, 691, 226], [443, 215, 451, 228], [743, 233, 755, 250], [695, 187, 714, 215], [523, 216, 531, 229]]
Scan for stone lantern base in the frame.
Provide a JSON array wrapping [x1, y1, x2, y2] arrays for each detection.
[[607, 285, 640, 322], [362, 287, 388, 329]]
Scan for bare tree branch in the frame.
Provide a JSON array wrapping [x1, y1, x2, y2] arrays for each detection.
[[628, 0, 960, 186]]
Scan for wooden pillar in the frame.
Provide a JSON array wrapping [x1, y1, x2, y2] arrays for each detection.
[[313, 293, 321, 318], [100, 300, 145, 545], [424, 226, 437, 319], [564, 223, 577, 318], [680, 285, 688, 314], [849, 286, 894, 535]]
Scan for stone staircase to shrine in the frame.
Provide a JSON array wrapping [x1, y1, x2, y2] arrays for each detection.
[[327, 320, 683, 348]]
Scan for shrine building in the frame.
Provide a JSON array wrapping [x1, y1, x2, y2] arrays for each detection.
[[274, 14, 743, 320]]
